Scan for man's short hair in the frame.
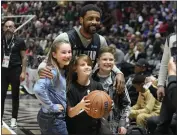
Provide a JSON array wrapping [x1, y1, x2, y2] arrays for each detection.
[[3, 20, 15, 27], [80, 4, 102, 17]]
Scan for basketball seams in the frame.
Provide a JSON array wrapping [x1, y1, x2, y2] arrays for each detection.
[[99, 92, 104, 118], [90, 92, 101, 118], [86, 90, 112, 118], [86, 90, 100, 118]]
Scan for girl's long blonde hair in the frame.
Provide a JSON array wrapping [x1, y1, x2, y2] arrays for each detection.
[[47, 40, 71, 81]]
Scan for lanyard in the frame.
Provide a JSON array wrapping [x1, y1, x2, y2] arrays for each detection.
[[3, 35, 15, 57]]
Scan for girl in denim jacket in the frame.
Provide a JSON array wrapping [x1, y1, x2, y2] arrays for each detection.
[[33, 40, 72, 135]]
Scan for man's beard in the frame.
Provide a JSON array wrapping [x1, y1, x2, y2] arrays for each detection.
[[83, 22, 99, 35], [5, 31, 14, 40]]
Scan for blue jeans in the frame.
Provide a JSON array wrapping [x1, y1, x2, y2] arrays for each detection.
[[37, 110, 68, 135]]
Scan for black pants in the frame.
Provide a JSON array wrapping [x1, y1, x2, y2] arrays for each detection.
[[153, 88, 176, 135], [1, 66, 22, 119], [147, 115, 177, 134]]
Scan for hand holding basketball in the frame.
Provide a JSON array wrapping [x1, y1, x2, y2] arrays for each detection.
[[79, 96, 90, 113]]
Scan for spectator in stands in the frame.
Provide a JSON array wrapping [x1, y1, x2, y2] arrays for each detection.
[[126, 58, 151, 106], [33, 39, 44, 56], [134, 32, 143, 44], [129, 74, 161, 128], [151, 33, 163, 57], [130, 42, 146, 63], [26, 38, 35, 56], [39, 36, 47, 51], [109, 44, 125, 65], [144, 32, 155, 55], [26, 39, 36, 67], [134, 58, 150, 75], [159, 19, 169, 37], [124, 42, 135, 63], [43, 40, 52, 55]]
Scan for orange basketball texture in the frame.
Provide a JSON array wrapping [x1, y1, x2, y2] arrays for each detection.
[[85, 90, 112, 118]]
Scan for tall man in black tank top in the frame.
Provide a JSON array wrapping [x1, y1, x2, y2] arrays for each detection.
[[38, 4, 125, 94], [1, 20, 27, 128]]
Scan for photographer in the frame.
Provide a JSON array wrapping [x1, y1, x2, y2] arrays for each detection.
[[146, 57, 177, 134], [152, 57, 177, 135], [154, 33, 177, 135], [157, 33, 176, 101]]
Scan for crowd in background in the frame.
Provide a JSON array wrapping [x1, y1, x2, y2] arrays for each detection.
[[1, 1, 177, 134], [1, 1, 177, 75]]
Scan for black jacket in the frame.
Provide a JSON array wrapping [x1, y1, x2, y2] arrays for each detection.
[[92, 69, 131, 128], [167, 75, 177, 109]]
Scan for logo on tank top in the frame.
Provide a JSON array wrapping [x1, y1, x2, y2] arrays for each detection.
[[91, 44, 97, 49]]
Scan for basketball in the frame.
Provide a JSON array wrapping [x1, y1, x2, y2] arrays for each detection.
[[85, 90, 112, 118]]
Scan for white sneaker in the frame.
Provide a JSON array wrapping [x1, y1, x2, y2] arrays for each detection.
[[10, 118, 17, 129]]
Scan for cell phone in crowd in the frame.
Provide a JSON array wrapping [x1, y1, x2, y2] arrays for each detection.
[[143, 82, 152, 90]]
